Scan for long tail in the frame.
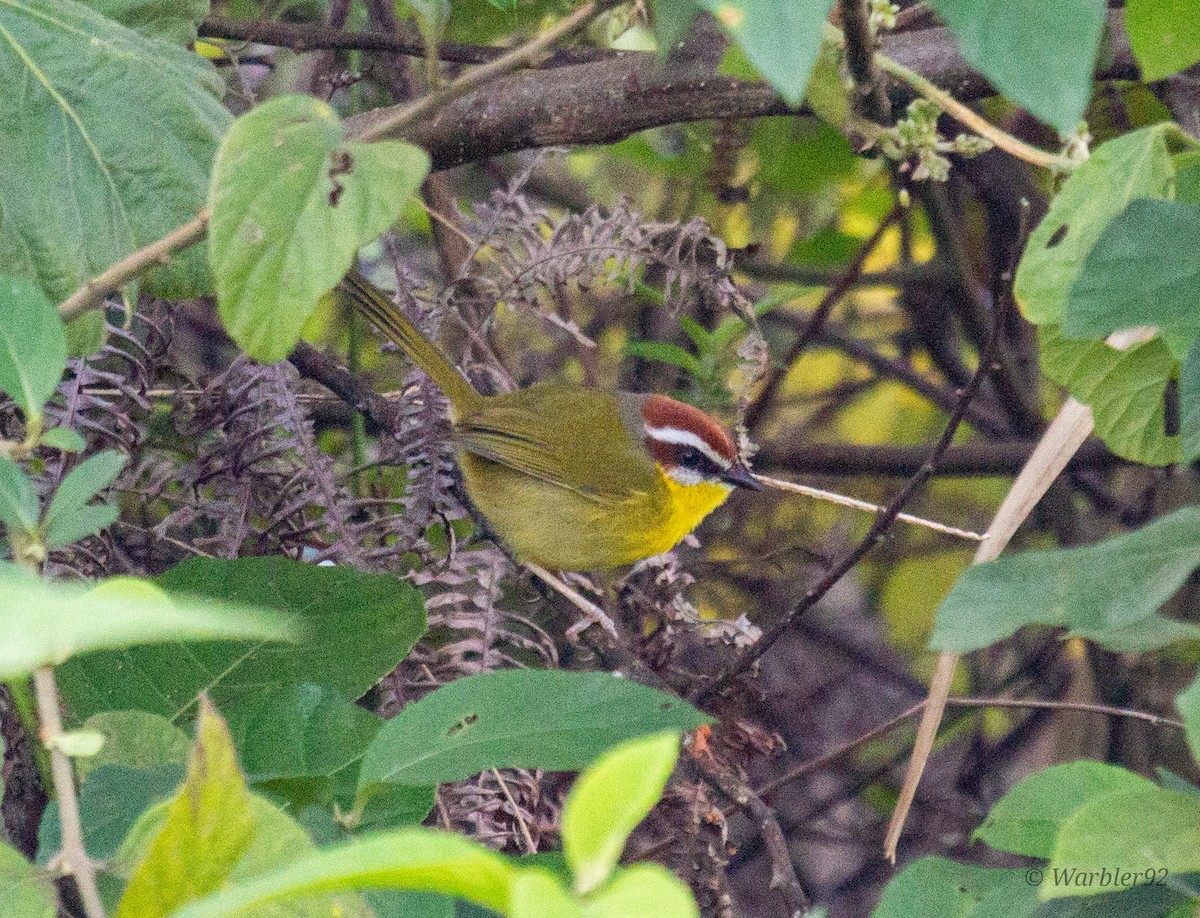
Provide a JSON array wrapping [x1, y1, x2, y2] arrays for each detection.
[[339, 271, 481, 415]]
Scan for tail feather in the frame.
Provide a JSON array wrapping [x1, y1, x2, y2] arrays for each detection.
[[340, 271, 480, 415]]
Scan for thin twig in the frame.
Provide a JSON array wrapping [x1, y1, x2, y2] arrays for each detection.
[[200, 15, 618, 67], [490, 768, 538, 855], [946, 695, 1185, 730], [682, 758, 810, 916], [57, 211, 210, 321], [695, 242, 1013, 704], [825, 21, 1077, 171], [523, 562, 618, 639], [754, 474, 984, 541], [744, 204, 901, 429], [352, 1, 611, 144], [33, 667, 106, 918]]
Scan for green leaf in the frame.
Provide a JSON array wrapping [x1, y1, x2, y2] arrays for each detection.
[[1038, 325, 1180, 466], [0, 566, 291, 680], [563, 733, 679, 895], [1045, 785, 1200, 900], [358, 783, 438, 833], [649, 0, 700, 55], [41, 449, 127, 547], [65, 312, 108, 359], [0, 276, 66, 422], [1181, 333, 1200, 462], [364, 891, 455, 918], [928, 0, 1106, 134], [626, 340, 699, 373], [975, 762, 1156, 859], [358, 670, 710, 790], [225, 682, 382, 807], [43, 504, 120, 549], [0, 0, 229, 304], [510, 871, 583, 918], [38, 427, 86, 453], [930, 506, 1200, 653], [694, 0, 836, 106], [208, 94, 430, 362], [1177, 672, 1200, 766], [0, 841, 56, 918], [1064, 199, 1200, 353], [57, 556, 425, 721], [163, 829, 517, 918], [38, 763, 184, 864], [1126, 0, 1200, 80], [84, 0, 211, 45], [584, 864, 699, 918], [77, 710, 190, 782], [874, 858, 1040, 917], [0, 458, 40, 536], [115, 702, 370, 918], [115, 701, 260, 918], [1015, 126, 1176, 326]]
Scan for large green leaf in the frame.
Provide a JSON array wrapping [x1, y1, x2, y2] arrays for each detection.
[[693, 0, 835, 106], [931, 507, 1200, 653], [562, 733, 679, 895], [115, 702, 369, 918], [929, 0, 1106, 134], [1126, 0, 1200, 80], [84, 0, 210, 45], [0, 0, 228, 304], [76, 710, 190, 782], [358, 670, 711, 790], [0, 565, 291, 680], [166, 830, 517, 918], [225, 682, 383, 808], [0, 841, 56, 918], [1015, 126, 1176, 326], [1045, 784, 1200, 900], [1038, 325, 1180, 466], [38, 763, 184, 863], [57, 556, 425, 721], [974, 762, 1156, 859], [1064, 199, 1200, 352], [583, 865, 698, 918], [0, 275, 66, 422], [208, 94, 430, 362], [874, 857, 1040, 918]]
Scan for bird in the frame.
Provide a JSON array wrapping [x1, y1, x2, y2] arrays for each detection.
[[341, 271, 760, 571]]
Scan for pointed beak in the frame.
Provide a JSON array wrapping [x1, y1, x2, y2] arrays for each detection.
[[722, 460, 763, 491]]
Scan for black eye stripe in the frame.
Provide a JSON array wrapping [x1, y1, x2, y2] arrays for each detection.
[[676, 445, 722, 476]]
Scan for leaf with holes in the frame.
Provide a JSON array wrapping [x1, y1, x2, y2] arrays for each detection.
[[1015, 126, 1176, 326], [358, 670, 710, 791], [208, 94, 429, 362]]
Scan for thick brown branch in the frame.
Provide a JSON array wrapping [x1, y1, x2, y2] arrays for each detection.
[[350, 14, 1138, 171]]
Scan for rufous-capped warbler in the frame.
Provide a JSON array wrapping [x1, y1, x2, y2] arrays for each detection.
[[342, 272, 761, 570]]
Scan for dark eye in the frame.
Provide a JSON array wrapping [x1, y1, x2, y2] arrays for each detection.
[[678, 446, 704, 468]]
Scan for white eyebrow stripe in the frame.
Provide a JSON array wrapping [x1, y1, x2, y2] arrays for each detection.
[[644, 425, 731, 468]]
